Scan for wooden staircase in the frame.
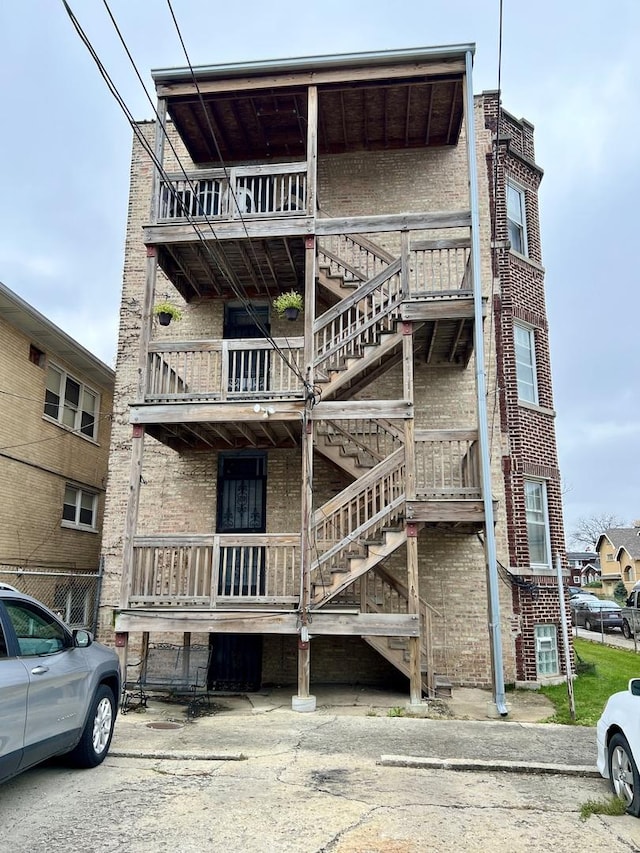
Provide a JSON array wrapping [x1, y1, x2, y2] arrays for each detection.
[[310, 233, 452, 699]]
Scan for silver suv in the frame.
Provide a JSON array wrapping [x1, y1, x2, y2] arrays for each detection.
[[0, 588, 121, 784]]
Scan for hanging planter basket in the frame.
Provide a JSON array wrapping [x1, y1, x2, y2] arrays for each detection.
[[273, 290, 303, 321], [153, 302, 182, 326]]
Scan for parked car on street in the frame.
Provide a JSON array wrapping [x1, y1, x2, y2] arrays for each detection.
[[0, 588, 120, 784], [570, 598, 623, 632], [568, 585, 597, 598], [597, 679, 640, 815]]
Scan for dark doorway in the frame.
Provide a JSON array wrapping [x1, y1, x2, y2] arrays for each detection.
[[224, 304, 270, 393], [217, 453, 267, 596], [208, 634, 263, 692]]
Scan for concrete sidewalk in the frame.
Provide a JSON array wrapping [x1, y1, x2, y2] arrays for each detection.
[[110, 684, 598, 776]]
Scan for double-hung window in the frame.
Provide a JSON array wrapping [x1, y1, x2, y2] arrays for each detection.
[[507, 181, 527, 256], [62, 486, 98, 532], [45, 365, 99, 440], [524, 480, 551, 568], [514, 323, 538, 404]]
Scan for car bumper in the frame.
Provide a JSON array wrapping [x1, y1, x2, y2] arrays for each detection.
[[596, 717, 609, 778]]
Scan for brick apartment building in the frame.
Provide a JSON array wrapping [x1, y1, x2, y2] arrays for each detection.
[[0, 281, 114, 627], [99, 44, 567, 710]]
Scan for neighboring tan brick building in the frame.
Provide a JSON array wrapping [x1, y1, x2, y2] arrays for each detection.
[[100, 45, 568, 710], [597, 528, 640, 594], [0, 281, 114, 626]]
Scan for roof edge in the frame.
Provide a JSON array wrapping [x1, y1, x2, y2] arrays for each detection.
[[152, 43, 475, 83], [0, 280, 115, 384]]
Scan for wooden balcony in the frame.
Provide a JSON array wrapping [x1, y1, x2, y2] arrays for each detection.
[[408, 429, 485, 528], [127, 534, 301, 608]]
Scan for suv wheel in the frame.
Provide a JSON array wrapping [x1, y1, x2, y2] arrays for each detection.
[[66, 685, 116, 768]]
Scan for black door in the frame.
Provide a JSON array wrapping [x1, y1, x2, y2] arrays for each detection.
[[217, 453, 267, 597], [207, 634, 263, 692], [224, 304, 270, 393]]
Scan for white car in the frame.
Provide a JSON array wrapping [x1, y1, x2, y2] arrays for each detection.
[[597, 679, 640, 815]]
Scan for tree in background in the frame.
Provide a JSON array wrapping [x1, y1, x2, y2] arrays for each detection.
[[614, 580, 630, 602], [570, 513, 627, 550]]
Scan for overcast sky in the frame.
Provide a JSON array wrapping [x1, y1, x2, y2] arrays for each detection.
[[1, 0, 638, 542]]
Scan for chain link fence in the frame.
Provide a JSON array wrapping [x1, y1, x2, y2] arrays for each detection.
[[0, 560, 103, 634]]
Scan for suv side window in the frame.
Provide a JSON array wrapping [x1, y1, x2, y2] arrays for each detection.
[[0, 621, 7, 657], [4, 601, 70, 656]]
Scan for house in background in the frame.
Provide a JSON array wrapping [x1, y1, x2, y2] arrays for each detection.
[[0, 281, 114, 628], [597, 528, 640, 593], [566, 551, 601, 587], [100, 44, 567, 710]]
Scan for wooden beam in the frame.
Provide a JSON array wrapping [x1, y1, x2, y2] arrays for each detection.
[[130, 401, 306, 425], [405, 500, 485, 522], [312, 400, 412, 419], [401, 299, 478, 322], [155, 60, 466, 98], [114, 609, 419, 636], [144, 217, 314, 244], [315, 211, 471, 236]]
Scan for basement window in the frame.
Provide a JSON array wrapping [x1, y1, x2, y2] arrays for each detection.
[[534, 624, 559, 678]]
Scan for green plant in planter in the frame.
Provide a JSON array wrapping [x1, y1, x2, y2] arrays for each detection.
[[153, 301, 182, 326], [273, 290, 303, 320]]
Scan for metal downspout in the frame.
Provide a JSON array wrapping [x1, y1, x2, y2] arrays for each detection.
[[464, 50, 508, 716]]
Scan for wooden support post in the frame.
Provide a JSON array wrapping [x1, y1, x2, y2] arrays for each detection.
[[140, 631, 150, 683], [119, 424, 145, 609], [406, 523, 422, 705], [306, 85, 318, 217], [183, 631, 191, 681], [402, 290, 423, 704]]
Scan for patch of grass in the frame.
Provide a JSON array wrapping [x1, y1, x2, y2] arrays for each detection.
[[579, 796, 628, 820], [387, 706, 406, 717], [540, 639, 640, 726]]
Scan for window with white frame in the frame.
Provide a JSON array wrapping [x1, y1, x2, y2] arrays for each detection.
[[62, 486, 98, 532], [534, 624, 559, 677], [525, 479, 551, 568], [514, 323, 538, 404], [507, 181, 527, 256], [44, 365, 99, 440]]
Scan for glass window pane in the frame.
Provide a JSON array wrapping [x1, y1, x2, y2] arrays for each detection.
[[63, 378, 80, 429], [79, 492, 95, 526], [525, 480, 550, 566], [81, 390, 97, 438], [44, 367, 61, 419], [5, 602, 67, 655], [63, 486, 77, 522]]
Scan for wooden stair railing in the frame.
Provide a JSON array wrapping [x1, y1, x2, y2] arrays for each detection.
[[311, 447, 405, 606], [315, 418, 404, 477], [363, 564, 444, 698]]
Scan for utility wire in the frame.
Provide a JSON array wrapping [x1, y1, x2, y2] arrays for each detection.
[[62, 0, 309, 392], [160, 0, 311, 392]]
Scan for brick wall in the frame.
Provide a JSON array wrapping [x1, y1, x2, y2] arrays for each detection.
[[101, 96, 557, 689], [0, 316, 112, 570]]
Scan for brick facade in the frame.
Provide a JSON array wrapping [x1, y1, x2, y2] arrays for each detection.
[[100, 58, 566, 694]]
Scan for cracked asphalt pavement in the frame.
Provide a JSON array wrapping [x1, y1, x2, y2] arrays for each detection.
[[3, 707, 640, 852]]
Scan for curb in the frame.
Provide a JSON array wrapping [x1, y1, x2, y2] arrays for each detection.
[[378, 755, 600, 777], [110, 750, 247, 761]]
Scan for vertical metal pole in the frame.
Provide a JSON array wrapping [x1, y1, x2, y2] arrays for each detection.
[[464, 50, 507, 716], [556, 553, 576, 720]]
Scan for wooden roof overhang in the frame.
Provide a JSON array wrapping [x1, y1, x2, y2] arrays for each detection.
[[131, 400, 306, 452], [155, 234, 306, 302], [153, 48, 469, 165]]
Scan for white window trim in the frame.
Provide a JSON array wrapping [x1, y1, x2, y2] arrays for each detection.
[[44, 363, 100, 443], [524, 479, 552, 570], [506, 179, 528, 257], [514, 322, 539, 405], [61, 486, 99, 533]]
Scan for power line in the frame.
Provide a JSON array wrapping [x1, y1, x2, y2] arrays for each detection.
[[62, 0, 310, 394], [162, 0, 313, 394]]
